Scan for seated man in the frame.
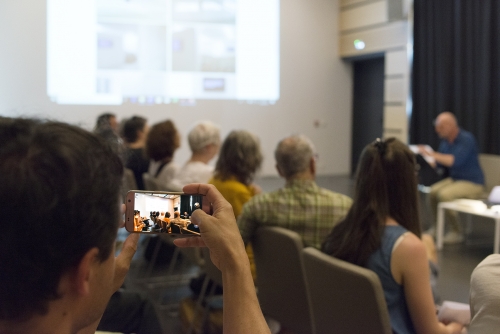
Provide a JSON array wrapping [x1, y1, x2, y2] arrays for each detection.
[[419, 112, 484, 243], [0, 118, 270, 334], [171, 211, 188, 229], [469, 254, 500, 334], [238, 135, 353, 249]]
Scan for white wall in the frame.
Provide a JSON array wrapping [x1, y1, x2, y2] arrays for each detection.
[[0, 0, 353, 176]]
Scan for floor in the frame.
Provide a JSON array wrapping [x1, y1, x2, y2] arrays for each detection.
[[119, 175, 496, 333]]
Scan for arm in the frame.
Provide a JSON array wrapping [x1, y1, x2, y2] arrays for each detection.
[[392, 233, 462, 334], [429, 152, 454, 167], [174, 184, 271, 334]]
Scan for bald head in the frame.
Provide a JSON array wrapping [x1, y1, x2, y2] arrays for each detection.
[[275, 135, 316, 179], [435, 112, 459, 141]]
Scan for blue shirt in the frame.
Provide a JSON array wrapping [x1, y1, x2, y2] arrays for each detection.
[[438, 130, 484, 185], [367, 226, 415, 334]]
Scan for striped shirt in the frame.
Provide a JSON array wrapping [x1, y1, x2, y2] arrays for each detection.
[[238, 179, 352, 249]]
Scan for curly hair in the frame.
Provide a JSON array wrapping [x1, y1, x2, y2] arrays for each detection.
[[146, 120, 180, 162], [214, 130, 263, 185]]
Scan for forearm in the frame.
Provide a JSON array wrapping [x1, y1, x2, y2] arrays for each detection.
[[221, 260, 270, 334], [432, 152, 454, 167]]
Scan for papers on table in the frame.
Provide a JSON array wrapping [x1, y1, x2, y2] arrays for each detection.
[[408, 145, 436, 165], [438, 301, 470, 325], [453, 199, 487, 212]]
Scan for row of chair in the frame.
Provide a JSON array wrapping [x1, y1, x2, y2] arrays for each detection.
[[252, 227, 392, 334]]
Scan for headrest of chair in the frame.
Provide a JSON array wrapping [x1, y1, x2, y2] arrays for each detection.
[[489, 186, 500, 204]]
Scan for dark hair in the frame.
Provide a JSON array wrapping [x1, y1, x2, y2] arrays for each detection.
[[214, 130, 263, 185], [0, 118, 123, 322], [322, 138, 420, 266], [94, 112, 116, 132], [165, 212, 171, 218], [146, 120, 180, 162], [122, 116, 147, 144]]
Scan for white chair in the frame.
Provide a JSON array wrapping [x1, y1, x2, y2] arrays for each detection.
[[302, 247, 392, 334], [252, 227, 314, 334]]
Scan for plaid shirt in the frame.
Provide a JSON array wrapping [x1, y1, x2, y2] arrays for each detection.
[[238, 179, 352, 249]]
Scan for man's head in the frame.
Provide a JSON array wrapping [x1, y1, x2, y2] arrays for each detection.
[[434, 112, 459, 141], [94, 112, 118, 133], [0, 118, 123, 329], [188, 121, 220, 158], [121, 116, 148, 144], [275, 135, 317, 180]]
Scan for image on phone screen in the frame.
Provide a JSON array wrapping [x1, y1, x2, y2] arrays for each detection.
[[128, 192, 203, 236]]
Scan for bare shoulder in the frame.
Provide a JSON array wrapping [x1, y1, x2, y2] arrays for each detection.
[[394, 232, 427, 260]]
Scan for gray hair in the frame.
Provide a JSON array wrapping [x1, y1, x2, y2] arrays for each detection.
[[214, 130, 263, 185], [275, 135, 316, 178], [188, 121, 221, 153]]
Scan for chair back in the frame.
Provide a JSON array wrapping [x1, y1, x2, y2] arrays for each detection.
[[143, 173, 161, 191], [479, 154, 500, 193], [302, 247, 392, 334], [170, 224, 181, 234], [121, 168, 138, 200], [252, 227, 313, 334]]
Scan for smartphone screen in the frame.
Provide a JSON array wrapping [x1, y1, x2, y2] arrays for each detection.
[[125, 191, 203, 236]]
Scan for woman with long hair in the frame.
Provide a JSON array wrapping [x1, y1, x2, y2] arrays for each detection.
[[322, 138, 462, 334], [209, 130, 263, 217]]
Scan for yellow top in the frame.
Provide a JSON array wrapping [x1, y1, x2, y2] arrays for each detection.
[[208, 176, 256, 218], [209, 176, 258, 280]]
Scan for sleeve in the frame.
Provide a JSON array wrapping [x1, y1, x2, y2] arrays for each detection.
[[237, 199, 259, 245], [452, 135, 476, 168]]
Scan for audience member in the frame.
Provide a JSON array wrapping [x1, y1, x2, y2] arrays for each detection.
[[0, 118, 271, 334], [171, 211, 187, 229], [171, 121, 220, 189], [94, 112, 119, 133], [469, 254, 500, 334], [209, 130, 263, 218], [0, 118, 139, 333], [93, 112, 123, 156], [238, 135, 352, 249], [419, 112, 484, 243], [146, 119, 181, 191], [122, 116, 150, 190], [322, 138, 462, 334]]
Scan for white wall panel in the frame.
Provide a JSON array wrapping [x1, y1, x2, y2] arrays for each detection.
[[340, 1, 387, 31], [340, 21, 407, 57], [383, 105, 408, 143], [385, 49, 408, 75], [384, 78, 407, 103]]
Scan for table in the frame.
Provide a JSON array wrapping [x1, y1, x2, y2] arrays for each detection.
[[437, 201, 500, 253]]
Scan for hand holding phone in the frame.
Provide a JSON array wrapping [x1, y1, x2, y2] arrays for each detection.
[[125, 191, 204, 237]]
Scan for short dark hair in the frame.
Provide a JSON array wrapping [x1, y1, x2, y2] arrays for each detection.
[[94, 112, 116, 132], [146, 120, 180, 162], [0, 118, 123, 322], [214, 130, 263, 185], [322, 138, 420, 266], [122, 116, 147, 144]]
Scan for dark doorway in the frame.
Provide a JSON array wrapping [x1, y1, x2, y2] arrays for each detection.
[[351, 56, 385, 175]]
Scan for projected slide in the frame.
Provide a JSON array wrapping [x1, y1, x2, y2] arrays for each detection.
[[47, 0, 280, 105]]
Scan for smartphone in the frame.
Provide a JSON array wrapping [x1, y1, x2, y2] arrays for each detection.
[[125, 190, 204, 236]]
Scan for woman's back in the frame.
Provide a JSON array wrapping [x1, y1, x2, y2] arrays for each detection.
[[366, 225, 415, 334]]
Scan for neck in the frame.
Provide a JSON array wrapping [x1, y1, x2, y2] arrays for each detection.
[[0, 306, 74, 334], [286, 170, 315, 182], [127, 140, 144, 149], [447, 128, 460, 143], [188, 151, 213, 165]]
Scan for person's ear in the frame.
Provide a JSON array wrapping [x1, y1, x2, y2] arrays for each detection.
[[275, 164, 284, 177], [72, 248, 100, 296], [310, 157, 316, 176]]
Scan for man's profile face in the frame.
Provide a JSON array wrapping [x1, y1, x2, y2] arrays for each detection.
[[435, 119, 452, 139], [73, 243, 116, 332]]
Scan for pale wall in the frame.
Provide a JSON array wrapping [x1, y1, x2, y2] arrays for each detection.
[[0, 0, 353, 176]]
